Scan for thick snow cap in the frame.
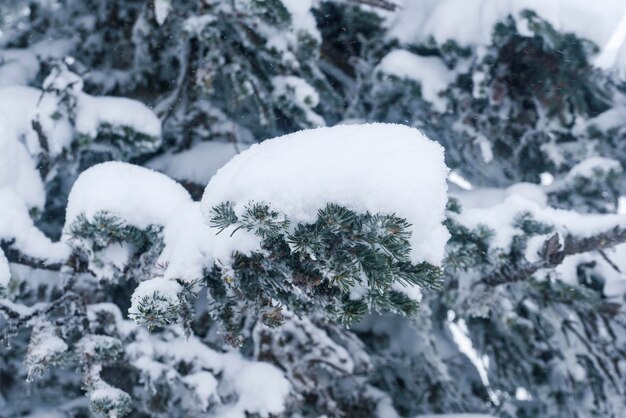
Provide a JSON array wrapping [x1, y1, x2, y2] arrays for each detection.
[[201, 123, 449, 265], [64, 161, 192, 231]]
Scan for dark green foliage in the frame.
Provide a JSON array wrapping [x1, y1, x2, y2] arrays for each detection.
[[69, 212, 162, 253], [77, 123, 161, 161], [444, 217, 494, 273], [208, 202, 442, 340], [548, 164, 623, 214], [90, 389, 133, 417], [68, 212, 164, 281], [251, 0, 292, 28], [445, 12, 612, 184], [512, 212, 553, 237], [128, 291, 181, 331]]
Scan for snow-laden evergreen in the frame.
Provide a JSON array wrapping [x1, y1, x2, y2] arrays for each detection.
[[2, 1, 626, 417]]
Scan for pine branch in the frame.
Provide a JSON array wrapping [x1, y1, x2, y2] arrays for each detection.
[[0, 292, 80, 327], [483, 227, 626, 285], [1, 242, 88, 273]]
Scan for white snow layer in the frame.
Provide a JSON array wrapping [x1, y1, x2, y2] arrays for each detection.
[[0, 49, 39, 87], [281, 0, 320, 40], [127, 327, 291, 418], [0, 68, 160, 266], [65, 162, 258, 282], [566, 157, 622, 181], [65, 162, 192, 230], [415, 415, 496, 418], [75, 94, 161, 138], [389, 0, 626, 49], [272, 75, 325, 126], [377, 49, 455, 112], [0, 248, 9, 288], [147, 141, 249, 185], [202, 123, 449, 266], [388, 0, 626, 78], [131, 277, 182, 308], [454, 184, 626, 295]]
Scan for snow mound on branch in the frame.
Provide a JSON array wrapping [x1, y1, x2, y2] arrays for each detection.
[[147, 141, 249, 185], [389, 0, 626, 48], [202, 123, 449, 265], [0, 248, 9, 288], [457, 185, 626, 249], [65, 162, 258, 281], [281, 0, 320, 40], [377, 49, 455, 112], [127, 328, 291, 418], [0, 86, 74, 157], [0, 82, 160, 164], [0, 115, 46, 209], [0, 189, 70, 263], [455, 184, 626, 294], [75, 94, 162, 138], [131, 277, 182, 307], [566, 157, 622, 180], [64, 162, 192, 230], [156, 202, 258, 281], [415, 415, 496, 418], [272, 75, 324, 126], [0, 108, 68, 264], [0, 49, 39, 87]]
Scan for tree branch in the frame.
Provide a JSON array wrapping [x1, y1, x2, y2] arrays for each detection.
[[1, 242, 89, 274], [483, 227, 626, 286]]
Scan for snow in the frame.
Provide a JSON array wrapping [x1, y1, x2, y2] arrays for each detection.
[[389, 0, 626, 50], [272, 75, 324, 126], [25, 319, 69, 378], [281, 0, 320, 41], [154, 0, 172, 25], [202, 123, 450, 266], [0, 78, 160, 162], [0, 114, 46, 209], [89, 386, 129, 414], [566, 157, 622, 180], [0, 188, 70, 263], [183, 14, 217, 35], [0, 49, 39, 87], [65, 162, 259, 284], [553, 244, 626, 297], [454, 184, 626, 294], [414, 415, 495, 418], [181, 371, 218, 411], [75, 94, 161, 138], [377, 50, 454, 112], [65, 162, 257, 282], [0, 248, 9, 288], [582, 106, 626, 132], [127, 327, 291, 418], [594, 6, 626, 71], [147, 141, 249, 185], [0, 86, 74, 156], [457, 188, 626, 250], [131, 277, 182, 308], [218, 355, 291, 417], [156, 202, 259, 281], [64, 162, 192, 230]]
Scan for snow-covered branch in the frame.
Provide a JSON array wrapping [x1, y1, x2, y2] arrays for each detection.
[[483, 227, 626, 286]]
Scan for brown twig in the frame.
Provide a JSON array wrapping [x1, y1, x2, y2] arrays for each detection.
[[483, 228, 626, 286]]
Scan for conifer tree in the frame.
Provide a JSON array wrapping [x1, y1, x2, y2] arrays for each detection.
[[2, 1, 626, 417]]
